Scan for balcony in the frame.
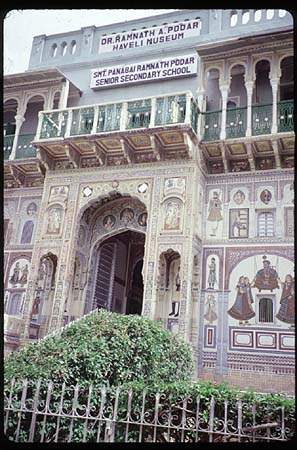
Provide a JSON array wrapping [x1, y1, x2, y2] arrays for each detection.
[[202, 100, 294, 141], [34, 93, 199, 169], [200, 100, 294, 174]]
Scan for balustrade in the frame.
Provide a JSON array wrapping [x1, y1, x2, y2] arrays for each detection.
[[252, 103, 272, 136], [226, 107, 247, 139], [4, 134, 14, 160], [203, 110, 221, 141], [15, 134, 36, 159], [36, 91, 198, 142], [278, 100, 294, 132]]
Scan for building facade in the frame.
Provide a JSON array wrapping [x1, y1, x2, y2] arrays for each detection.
[[4, 9, 294, 394]]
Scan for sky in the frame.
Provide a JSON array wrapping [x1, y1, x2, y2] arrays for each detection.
[[4, 9, 179, 74]]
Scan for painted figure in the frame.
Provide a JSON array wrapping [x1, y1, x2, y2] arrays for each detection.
[[20, 220, 34, 244], [164, 201, 180, 230], [47, 208, 62, 234], [227, 276, 255, 325], [120, 208, 134, 223], [27, 202, 37, 216], [9, 262, 21, 285], [207, 257, 217, 289], [19, 264, 29, 286], [138, 212, 147, 227], [233, 190, 245, 205], [252, 257, 279, 292], [260, 189, 272, 204], [31, 296, 41, 319], [204, 294, 218, 324], [207, 191, 223, 236], [169, 266, 181, 317], [276, 274, 295, 327], [103, 215, 116, 230]]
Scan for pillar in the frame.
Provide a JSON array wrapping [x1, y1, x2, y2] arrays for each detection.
[[244, 79, 254, 137], [196, 88, 205, 140], [58, 79, 70, 110], [149, 97, 157, 128], [9, 114, 25, 160], [270, 77, 279, 135], [219, 85, 229, 140]]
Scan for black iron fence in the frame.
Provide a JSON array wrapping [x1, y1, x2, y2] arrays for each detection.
[[4, 378, 295, 443]]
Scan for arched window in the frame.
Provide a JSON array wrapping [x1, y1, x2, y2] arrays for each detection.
[[242, 11, 250, 24], [279, 10, 287, 18], [61, 42, 67, 56], [266, 10, 274, 20], [257, 211, 274, 237], [71, 40, 77, 55], [259, 297, 273, 323], [254, 10, 262, 22], [52, 43, 57, 58], [230, 11, 238, 27], [7, 293, 22, 316], [20, 220, 34, 244]]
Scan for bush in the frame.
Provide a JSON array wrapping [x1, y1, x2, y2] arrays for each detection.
[[4, 309, 194, 388]]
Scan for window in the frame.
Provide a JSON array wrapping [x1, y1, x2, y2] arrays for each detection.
[[257, 211, 274, 237], [61, 42, 67, 56], [242, 11, 250, 24], [279, 10, 287, 18], [71, 40, 77, 55], [52, 44, 57, 58], [230, 11, 238, 27], [254, 10, 262, 22], [7, 293, 22, 316], [258, 297, 274, 323], [266, 10, 274, 20]]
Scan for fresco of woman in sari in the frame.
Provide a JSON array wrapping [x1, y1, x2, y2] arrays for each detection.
[[276, 274, 295, 327], [227, 276, 255, 325], [204, 294, 218, 324]]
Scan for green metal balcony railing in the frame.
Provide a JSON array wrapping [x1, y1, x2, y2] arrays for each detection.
[[36, 92, 199, 141], [226, 107, 247, 139], [252, 103, 272, 136], [4, 134, 14, 160], [202, 110, 221, 141], [278, 100, 294, 132], [127, 99, 151, 129], [15, 134, 36, 159]]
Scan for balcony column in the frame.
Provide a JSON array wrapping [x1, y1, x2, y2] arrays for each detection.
[[65, 109, 73, 138], [219, 85, 229, 140], [196, 88, 205, 140], [149, 97, 157, 128], [59, 79, 70, 109], [91, 106, 99, 134], [185, 92, 192, 124], [244, 79, 254, 137], [35, 111, 44, 140], [9, 114, 25, 160], [270, 77, 279, 135], [120, 102, 128, 131]]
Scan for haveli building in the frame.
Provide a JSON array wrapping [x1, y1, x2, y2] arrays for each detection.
[[4, 9, 294, 393]]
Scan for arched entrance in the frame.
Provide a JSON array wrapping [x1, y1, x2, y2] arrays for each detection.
[[70, 193, 147, 318], [90, 230, 145, 315]]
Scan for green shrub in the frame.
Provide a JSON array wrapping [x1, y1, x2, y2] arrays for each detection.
[[4, 309, 194, 388]]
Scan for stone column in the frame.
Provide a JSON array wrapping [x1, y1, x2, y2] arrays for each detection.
[[270, 77, 279, 135], [196, 88, 205, 140], [219, 85, 229, 140], [185, 92, 192, 124], [120, 102, 128, 131], [9, 114, 25, 160], [59, 79, 70, 110], [245, 79, 254, 137], [149, 97, 157, 128]]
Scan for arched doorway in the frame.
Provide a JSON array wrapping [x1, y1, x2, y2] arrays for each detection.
[[70, 193, 147, 318], [91, 230, 145, 315]]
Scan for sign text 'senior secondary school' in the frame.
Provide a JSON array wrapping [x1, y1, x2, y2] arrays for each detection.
[[99, 19, 201, 54], [90, 55, 197, 89]]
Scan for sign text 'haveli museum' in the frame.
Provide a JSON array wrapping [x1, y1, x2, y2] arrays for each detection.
[[4, 9, 294, 393]]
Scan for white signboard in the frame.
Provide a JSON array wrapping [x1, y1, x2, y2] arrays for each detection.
[[99, 19, 201, 54], [90, 55, 197, 89]]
